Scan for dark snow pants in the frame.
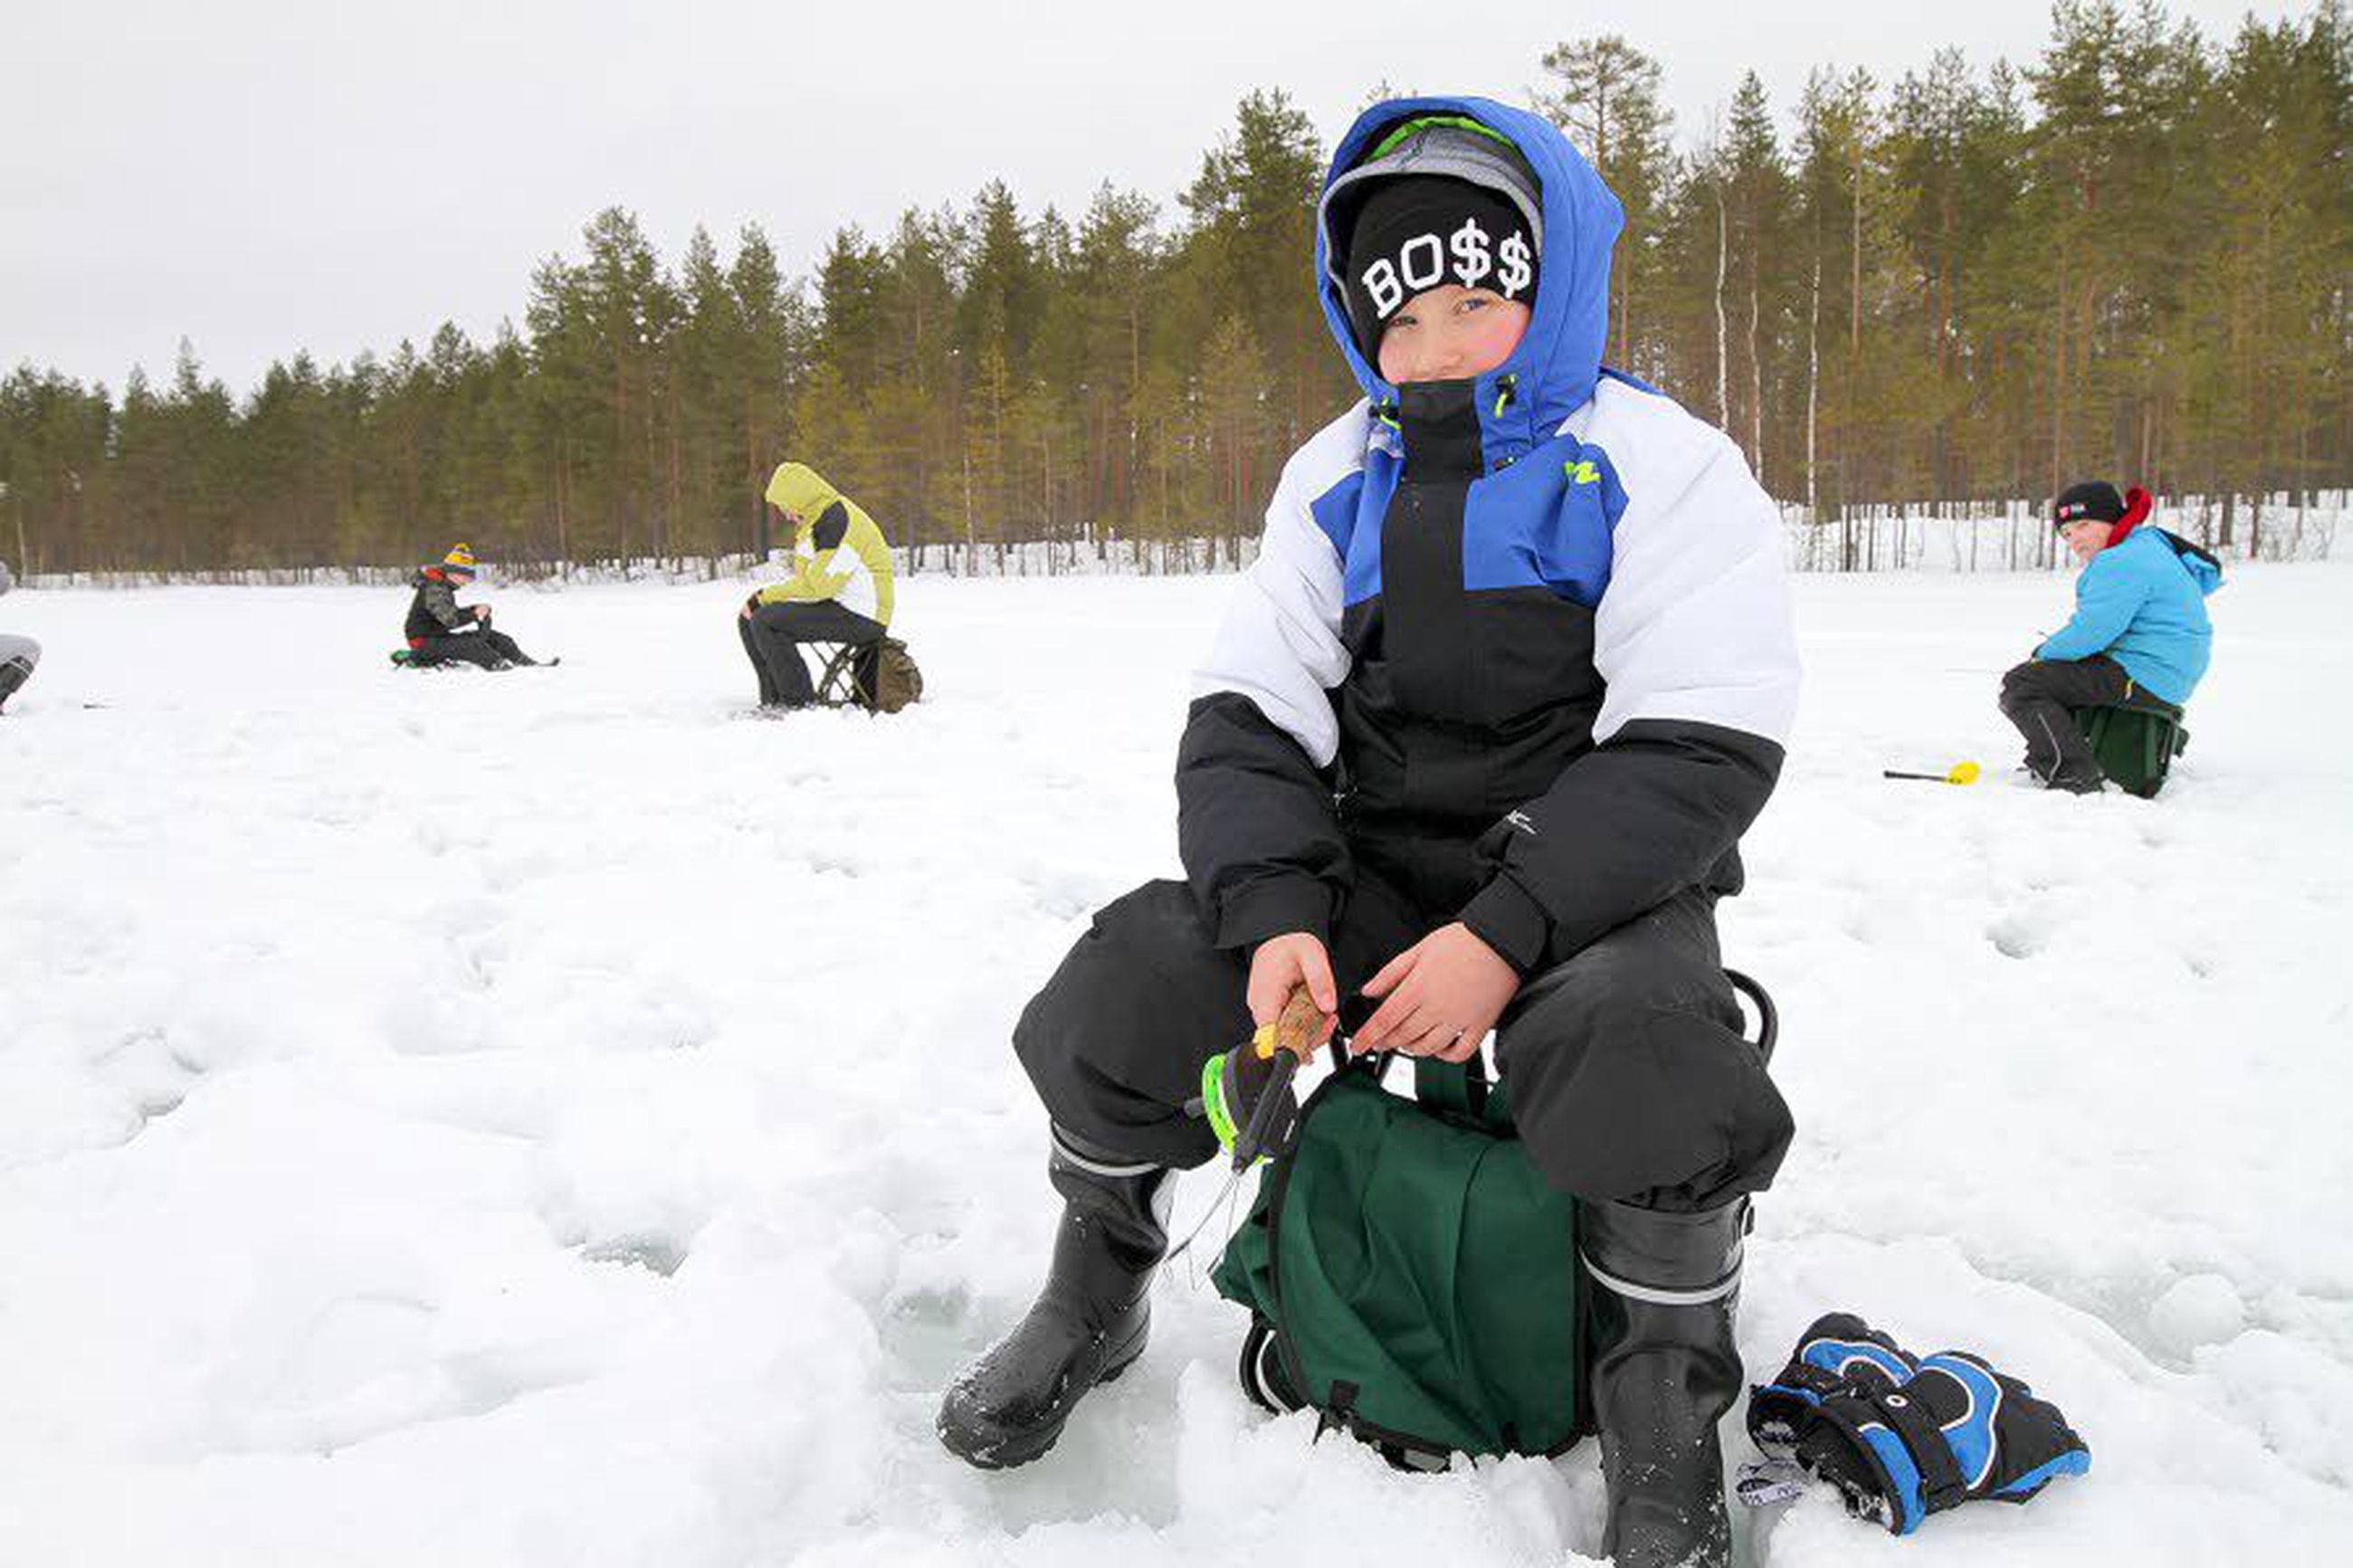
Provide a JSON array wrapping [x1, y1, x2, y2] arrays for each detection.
[[0, 633, 38, 712], [1999, 654, 2130, 784], [739, 601, 882, 708], [411, 629, 530, 670], [1012, 861, 1794, 1212]]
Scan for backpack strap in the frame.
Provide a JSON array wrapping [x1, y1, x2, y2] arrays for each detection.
[[1414, 1055, 1489, 1119], [1315, 1379, 1363, 1442]]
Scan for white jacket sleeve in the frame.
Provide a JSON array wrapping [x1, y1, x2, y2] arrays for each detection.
[[1592, 425, 1800, 747], [1459, 395, 1799, 971], [1176, 406, 1367, 949], [1188, 407, 1363, 765]]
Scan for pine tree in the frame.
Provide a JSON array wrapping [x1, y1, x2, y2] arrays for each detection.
[[9, 9, 2347, 577], [1538, 35, 1675, 370]]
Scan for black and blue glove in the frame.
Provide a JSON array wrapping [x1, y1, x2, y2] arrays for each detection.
[[1748, 1312, 1918, 1453], [1795, 1350, 2091, 1535]]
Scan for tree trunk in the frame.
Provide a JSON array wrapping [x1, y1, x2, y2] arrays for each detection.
[[1849, 138, 1862, 359], [2048, 278, 2066, 550], [1748, 267, 1764, 485], [1806, 252, 1822, 523], [962, 445, 977, 576], [1714, 185, 1730, 432]]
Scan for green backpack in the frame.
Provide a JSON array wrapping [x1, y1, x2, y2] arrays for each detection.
[[2072, 696, 2187, 799], [1209, 1051, 1585, 1465], [1210, 972, 1774, 1468]]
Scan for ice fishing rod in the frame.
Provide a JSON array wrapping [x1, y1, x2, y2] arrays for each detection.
[[1882, 760, 1982, 785], [1165, 986, 1333, 1263]]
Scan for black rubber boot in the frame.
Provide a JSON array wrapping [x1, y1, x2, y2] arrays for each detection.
[[1582, 1198, 1748, 1568], [937, 1126, 1172, 1469]]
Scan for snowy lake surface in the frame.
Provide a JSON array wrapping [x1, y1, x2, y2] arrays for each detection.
[[3, 562, 2349, 1564]]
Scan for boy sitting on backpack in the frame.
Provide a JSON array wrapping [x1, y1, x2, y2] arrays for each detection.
[[1999, 481, 2221, 793], [402, 545, 548, 670], [936, 99, 1799, 1568]]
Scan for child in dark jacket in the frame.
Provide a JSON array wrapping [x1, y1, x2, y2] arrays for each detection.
[[0, 559, 36, 714], [0, 632, 36, 714], [401, 545, 548, 670], [937, 99, 1799, 1568]]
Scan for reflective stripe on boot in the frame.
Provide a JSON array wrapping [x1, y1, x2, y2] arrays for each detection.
[[936, 1126, 1172, 1469], [1582, 1198, 1748, 1568]]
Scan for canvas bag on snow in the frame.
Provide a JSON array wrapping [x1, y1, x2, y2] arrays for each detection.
[[1210, 1052, 1588, 1464], [870, 637, 922, 713]]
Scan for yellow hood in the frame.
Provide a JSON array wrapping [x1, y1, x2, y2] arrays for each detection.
[[764, 461, 842, 520]]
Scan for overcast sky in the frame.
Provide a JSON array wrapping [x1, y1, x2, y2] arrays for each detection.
[[2, 0, 2305, 395]]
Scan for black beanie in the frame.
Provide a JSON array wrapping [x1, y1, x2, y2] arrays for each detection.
[[2053, 481, 2127, 528], [1340, 175, 1538, 354]]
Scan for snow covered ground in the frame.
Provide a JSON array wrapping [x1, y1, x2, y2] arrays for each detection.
[[2, 561, 2348, 1566]]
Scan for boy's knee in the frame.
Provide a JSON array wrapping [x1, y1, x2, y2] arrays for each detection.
[[1516, 915, 1733, 1036], [1072, 880, 1228, 979], [2001, 660, 2067, 712], [1494, 923, 1783, 1204], [1010, 880, 1248, 1151], [1501, 996, 1788, 1206]]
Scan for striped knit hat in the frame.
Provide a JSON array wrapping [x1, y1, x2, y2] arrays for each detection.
[[442, 544, 478, 574]]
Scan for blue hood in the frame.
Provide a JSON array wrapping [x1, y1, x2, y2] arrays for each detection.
[[1316, 97, 1625, 451], [2114, 527, 2224, 595], [2171, 534, 2224, 596]]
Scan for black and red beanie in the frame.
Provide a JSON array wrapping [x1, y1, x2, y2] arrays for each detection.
[[1320, 119, 1543, 358], [2053, 480, 2154, 541]]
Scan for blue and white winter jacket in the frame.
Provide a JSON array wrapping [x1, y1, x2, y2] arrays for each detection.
[[1176, 97, 1800, 974], [2035, 527, 2221, 706]]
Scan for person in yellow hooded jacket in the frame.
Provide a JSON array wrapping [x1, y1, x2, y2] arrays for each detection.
[[737, 461, 896, 708]]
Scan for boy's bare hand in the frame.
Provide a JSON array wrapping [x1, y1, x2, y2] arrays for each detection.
[[1246, 932, 1338, 1050], [1356, 923, 1519, 1061]]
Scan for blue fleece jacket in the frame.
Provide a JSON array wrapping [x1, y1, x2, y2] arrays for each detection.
[[2035, 527, 2222, 704]]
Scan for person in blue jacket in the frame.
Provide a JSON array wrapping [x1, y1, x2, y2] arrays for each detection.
[[2000, 481, 2222, 792], [938, 99, 1799, 1568]]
